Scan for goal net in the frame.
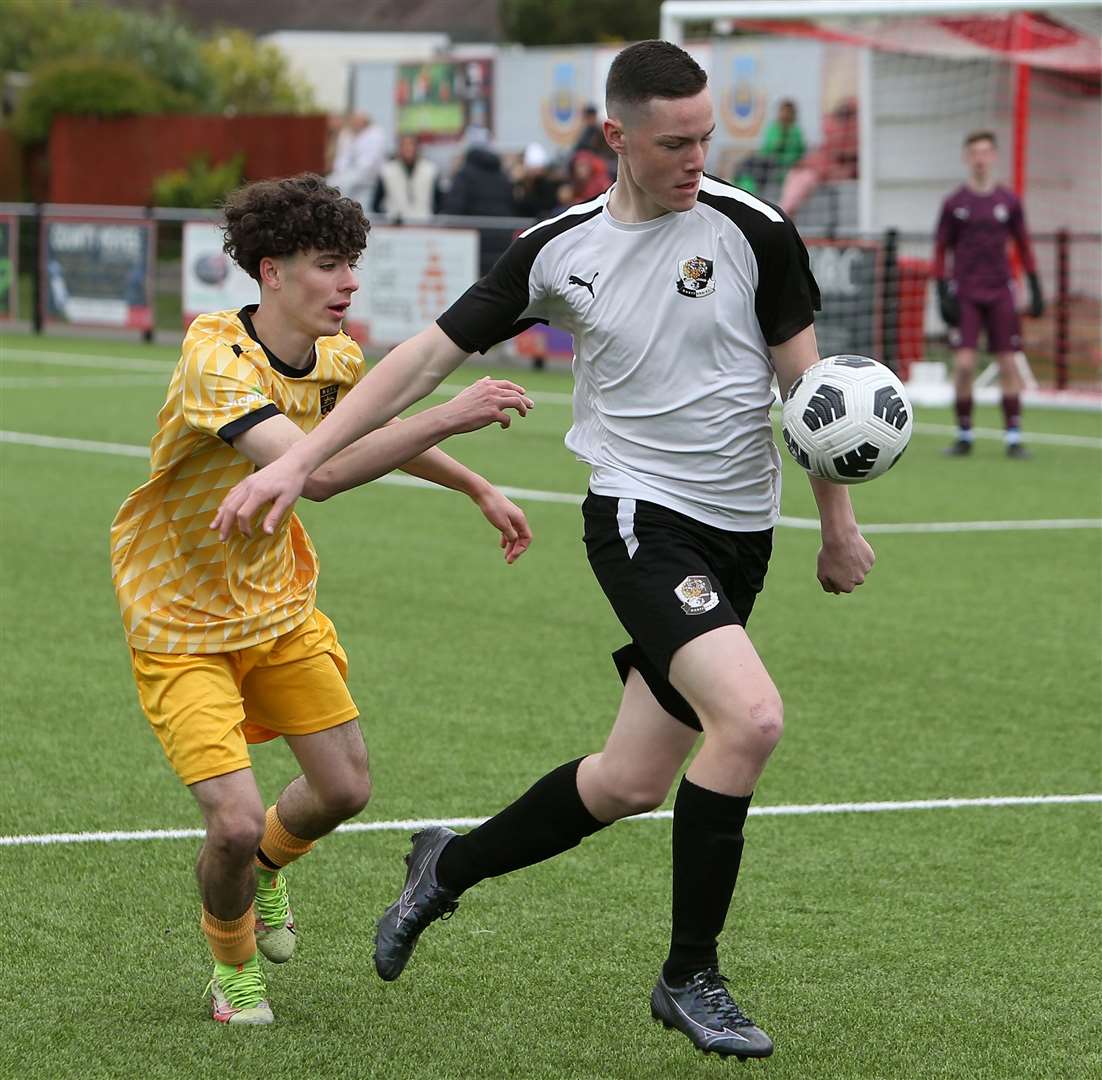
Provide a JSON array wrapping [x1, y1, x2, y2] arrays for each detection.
[[662, 1, 1102, 391]]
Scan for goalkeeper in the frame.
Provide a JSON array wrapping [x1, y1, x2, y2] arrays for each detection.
[[934, 130, 1043, 459]]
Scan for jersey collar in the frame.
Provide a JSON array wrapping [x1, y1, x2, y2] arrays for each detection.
[[237, 305, 318, 379]]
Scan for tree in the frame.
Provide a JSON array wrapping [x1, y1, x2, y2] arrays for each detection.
[[0, 0, 215, 109], [200, 30, 316, 116], [500, 0, 660, 46], [11, 56, 196, 143], [1, 0, 315, 138]]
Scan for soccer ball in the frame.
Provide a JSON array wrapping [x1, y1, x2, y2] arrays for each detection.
[[781, 355, 912, 484]]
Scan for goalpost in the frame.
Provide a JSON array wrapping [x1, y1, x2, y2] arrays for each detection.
[[659, 0, 1102, 392]]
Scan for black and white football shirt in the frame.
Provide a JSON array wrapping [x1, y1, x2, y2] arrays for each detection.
[[437, 175, 821, 530]]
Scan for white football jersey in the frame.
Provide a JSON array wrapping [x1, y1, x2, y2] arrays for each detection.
[[437, 175, 820, 530]]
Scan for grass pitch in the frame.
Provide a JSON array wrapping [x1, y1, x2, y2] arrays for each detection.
[[0, 332, 1099, 1079]]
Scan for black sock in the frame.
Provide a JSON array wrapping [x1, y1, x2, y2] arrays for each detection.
[[256, 848, 281, 870], [435, 758, 607, 894], [663, 777, 753, 986]]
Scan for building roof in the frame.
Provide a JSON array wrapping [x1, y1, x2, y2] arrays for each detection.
[[98, 0, 502, 41]]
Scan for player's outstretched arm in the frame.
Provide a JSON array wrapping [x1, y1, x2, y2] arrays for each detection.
[[389, 416, 533, 564], [212, 325, 532, 538], [771, 325, 875, 594], [215, 376, 534, 539]]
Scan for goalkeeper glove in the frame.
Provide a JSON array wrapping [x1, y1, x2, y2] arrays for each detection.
[[1026, 271, 1044, 318], [937, 279, 959, 327]]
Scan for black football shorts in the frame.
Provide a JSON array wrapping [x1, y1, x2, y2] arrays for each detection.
[[582, 492, 773, 731]]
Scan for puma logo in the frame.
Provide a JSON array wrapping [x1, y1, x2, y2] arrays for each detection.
[[568, 272, 598, 298]]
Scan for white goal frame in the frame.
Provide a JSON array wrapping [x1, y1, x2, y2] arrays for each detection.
[[660, 0, 1098, 233], [660, 0, 1100, 42]]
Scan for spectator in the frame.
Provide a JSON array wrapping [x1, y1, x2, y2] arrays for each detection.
[[441, 144, 516, 219], [326, 112, 387, 212], [512, 142, 562, 220], [573, 103, 619, 176], [373, 134, 440, 223], [569, 149, 612, 204], [324, 113, 346, 174], [441, 143, 517, 274], [779, 98, 858, 217], [734, 99, 806, 194]]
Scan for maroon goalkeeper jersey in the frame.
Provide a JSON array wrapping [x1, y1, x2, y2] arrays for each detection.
[[934, 184, 1036, 300]]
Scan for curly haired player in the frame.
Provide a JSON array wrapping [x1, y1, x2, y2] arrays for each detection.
[[110, 173, 533, 1024]]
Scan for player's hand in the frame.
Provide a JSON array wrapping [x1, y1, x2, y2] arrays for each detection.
[[441, 377, 535, 434], [817, 527, 875, 594], [936, 279, 959, 328], [473, 487, 532, 564], [211, 457, 309, 540], [1026, 271, 1045, 318]]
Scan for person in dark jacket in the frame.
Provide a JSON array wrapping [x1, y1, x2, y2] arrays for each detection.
[[441, 145, 516, 218], [442, 145, 517, 273]]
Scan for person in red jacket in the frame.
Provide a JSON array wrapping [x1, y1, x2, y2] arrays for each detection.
[[934, 130, 1043, 459]]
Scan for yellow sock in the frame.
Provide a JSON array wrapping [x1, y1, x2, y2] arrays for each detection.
[[201, 908, 256, 966], [256, 804, 314, 870]]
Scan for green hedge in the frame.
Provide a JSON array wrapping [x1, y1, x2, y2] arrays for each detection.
[[12, 57, 196, 143], [152, 153, 246, 210]]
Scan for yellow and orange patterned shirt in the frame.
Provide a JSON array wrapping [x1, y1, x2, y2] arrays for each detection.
[[110, 306, 364, 654]]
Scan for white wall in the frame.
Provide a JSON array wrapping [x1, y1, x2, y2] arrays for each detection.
[[263, 31, 450, 113]]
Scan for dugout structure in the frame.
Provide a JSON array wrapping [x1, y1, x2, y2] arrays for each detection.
[[660, 0, 1102, 387]]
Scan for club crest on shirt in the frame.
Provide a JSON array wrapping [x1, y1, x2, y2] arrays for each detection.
[[676, 256, 715, 298], [319, 384, 339, 416], [993, 203, 1009, 222], [675, 575, 720, 615]]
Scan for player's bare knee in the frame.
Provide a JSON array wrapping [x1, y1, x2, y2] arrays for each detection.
[[702, 694, 784, 759], [607, 776, 668, 817], [319, 772, 373, 820], [749, 695, 784, 752], [591, 758, 669, 817], [206, 810, 265, 864]]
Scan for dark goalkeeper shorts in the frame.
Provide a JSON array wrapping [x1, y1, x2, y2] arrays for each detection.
[[582, 492, 773, 731], [951, 284, 1022, 353]]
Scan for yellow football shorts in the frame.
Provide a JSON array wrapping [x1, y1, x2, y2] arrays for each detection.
[[130, 608, 359, 786]]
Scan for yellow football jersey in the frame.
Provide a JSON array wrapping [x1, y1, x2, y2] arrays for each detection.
[[110, 306, 365, 654]]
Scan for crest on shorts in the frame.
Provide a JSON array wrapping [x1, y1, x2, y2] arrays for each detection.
[[675, 575, 719, 615], [676, 256, 715, 298], [319, 384, 339, 416]]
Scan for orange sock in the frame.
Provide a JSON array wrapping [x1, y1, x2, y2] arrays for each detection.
[[256, 804, 314, 870], [201, 908, 256, 965]]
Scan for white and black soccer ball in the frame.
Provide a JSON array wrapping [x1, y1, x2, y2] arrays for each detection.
[[781, 355, 912, 484]]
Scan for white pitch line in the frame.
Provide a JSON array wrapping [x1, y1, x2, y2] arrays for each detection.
[[3, 346, 1100, 447], [776, 515, 1102, 534], [2, 430, 1099, 534], [0, 374, 172, 389], [0, 347, 175, 373], [1, 430, 149, 458], [910, 422, 1101, 450], [2, 794, 1098, 849]]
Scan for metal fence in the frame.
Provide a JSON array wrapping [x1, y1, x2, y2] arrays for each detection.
[[0, 201, 1097, 388]]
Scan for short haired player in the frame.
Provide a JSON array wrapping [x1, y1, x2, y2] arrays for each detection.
[[110, 174, 533, 1025], [934, 131, 1044, 459], [212, 45, 875, 1059]]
